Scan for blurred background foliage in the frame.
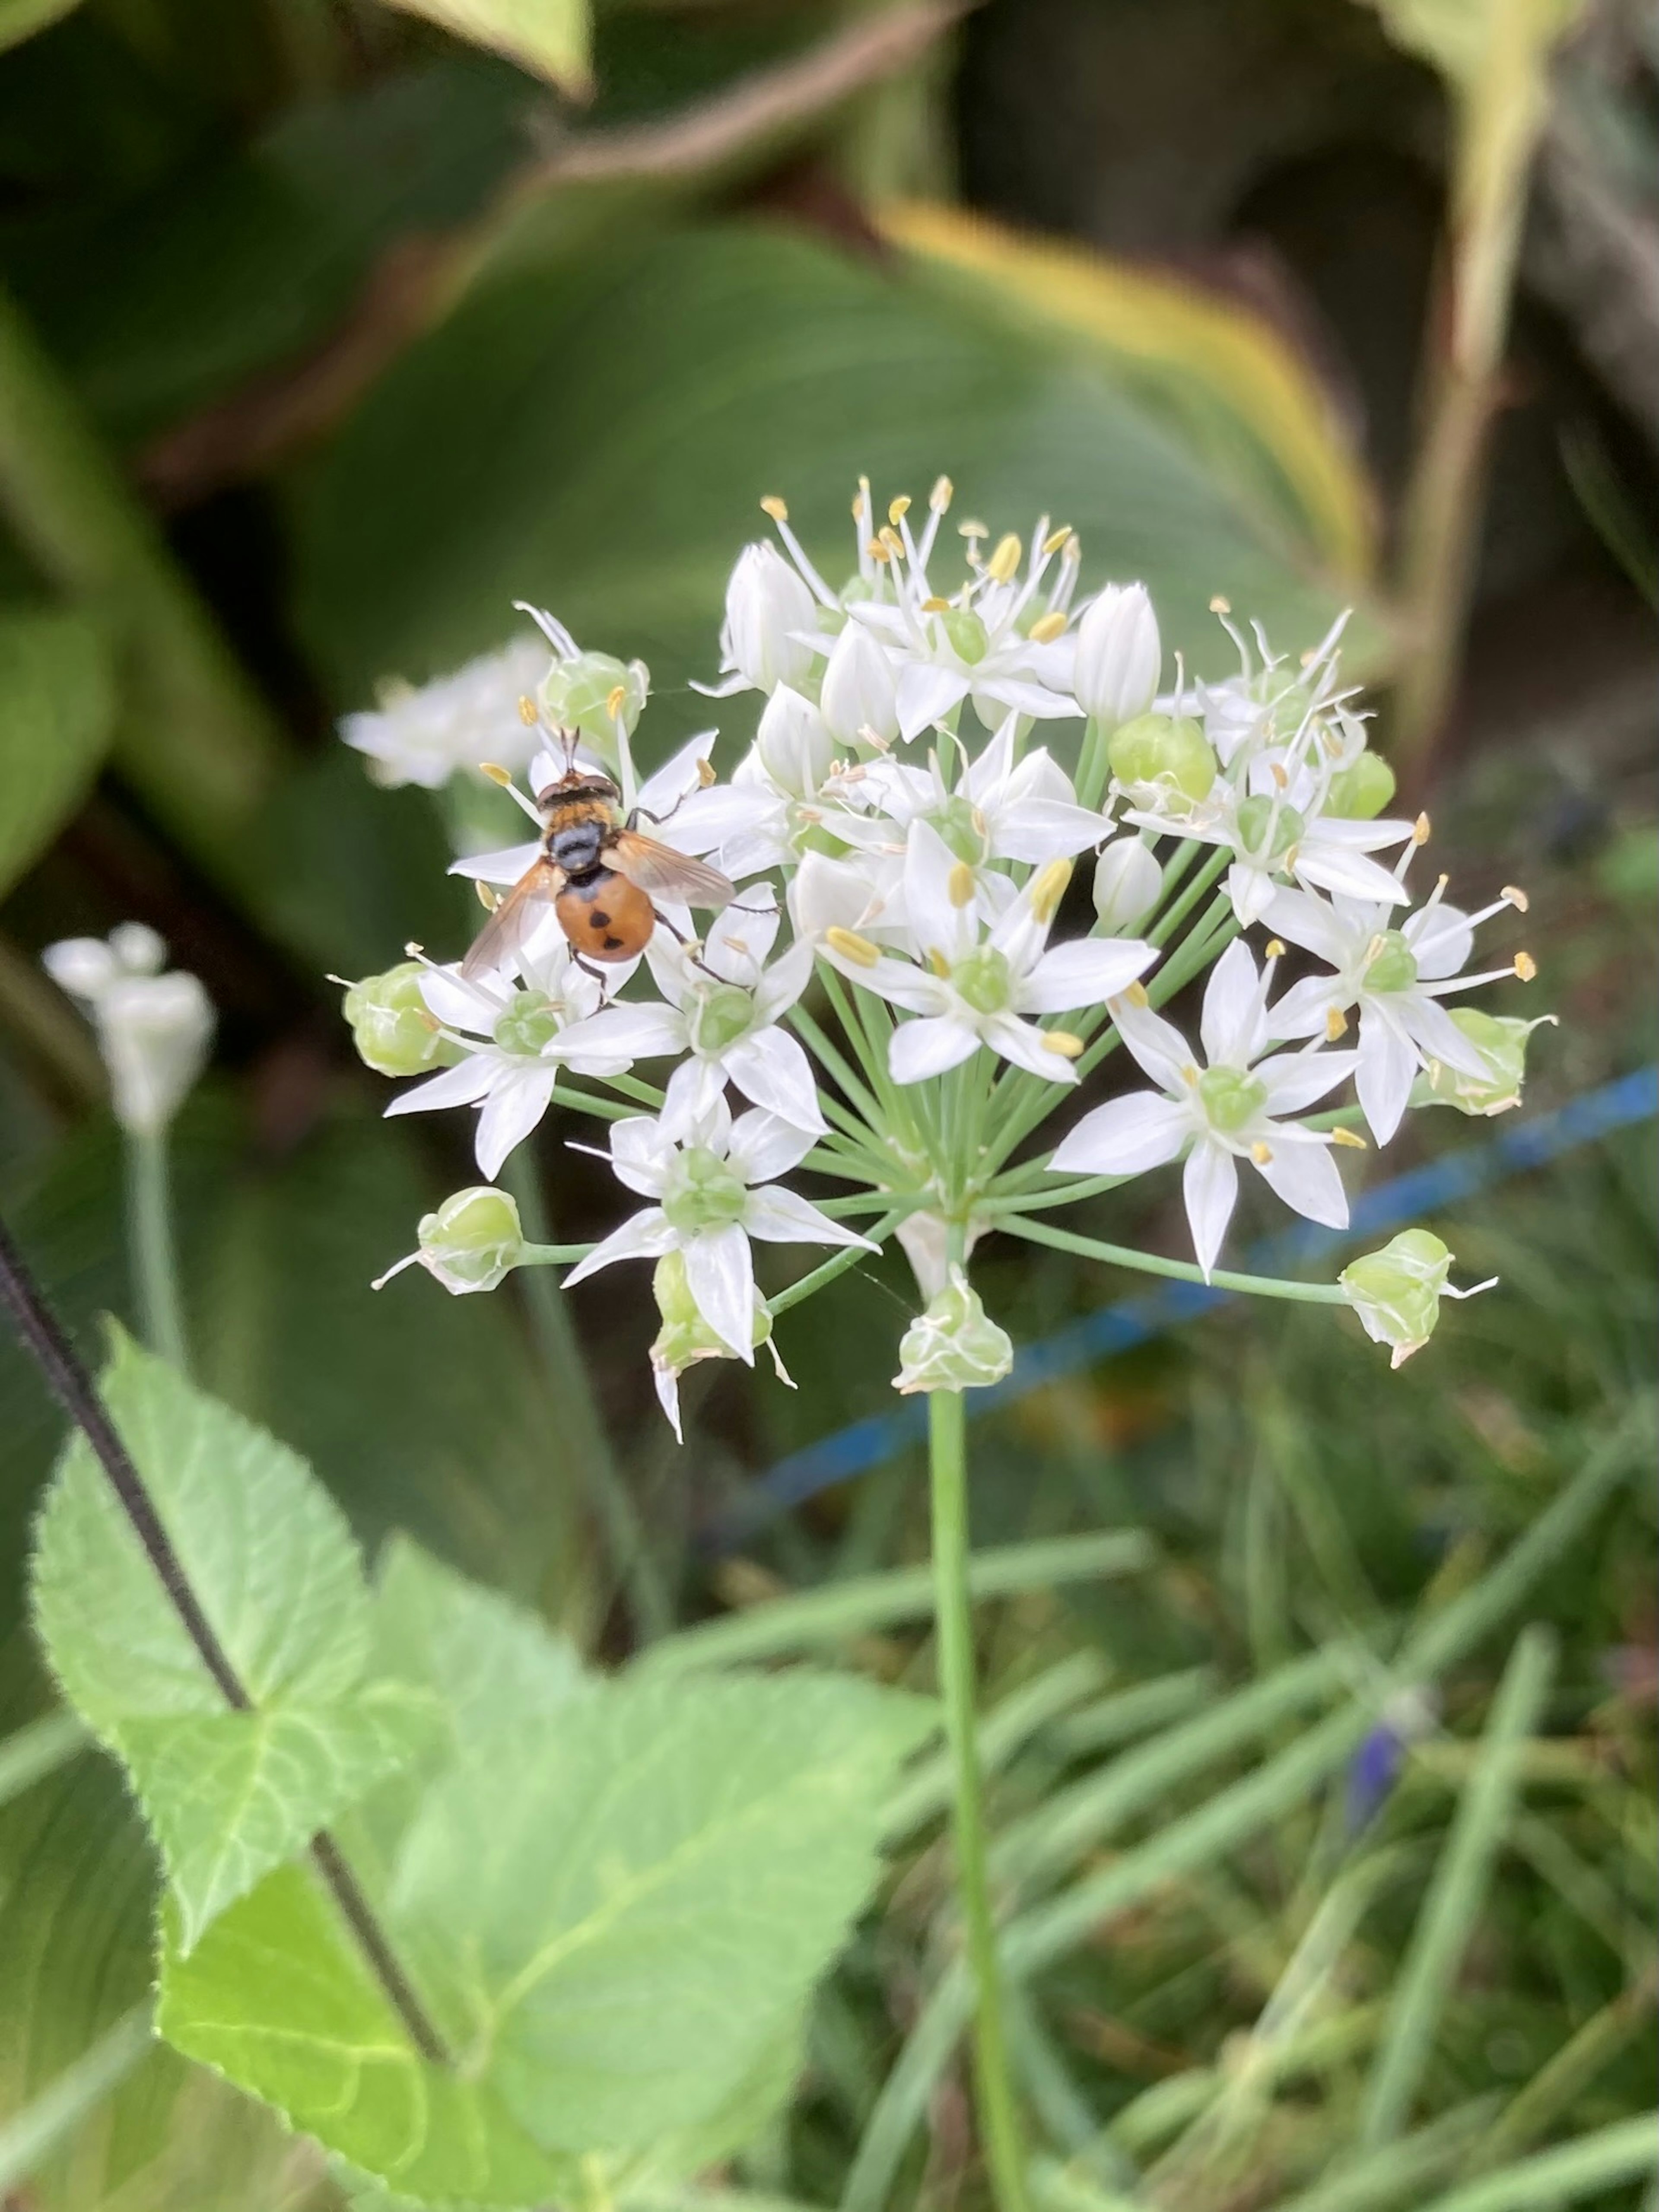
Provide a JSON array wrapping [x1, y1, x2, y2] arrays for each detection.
[[0, 0, 1654, 2206]]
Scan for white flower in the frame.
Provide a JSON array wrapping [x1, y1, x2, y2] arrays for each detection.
[[1073, 583, 1160, 727], [1092, 836, 1163, 934], [1263, 874, 1533, 1144], [340, 636, 550, 791], [708, 542, 819, 696], [1049, 941, 1358, 1279], [824, 824, 1154, 1085], [787, 846, 910, 947], [557, 893, 824, 1133], [564, 1096, 872, 1360], [754, 685, 836, 798], [820, 620, 900, 750], [1126, 776, 1415, 927], [448, 729, 718, 896], [43, 924, 214, 1135], [384, 919, 634, 1178]]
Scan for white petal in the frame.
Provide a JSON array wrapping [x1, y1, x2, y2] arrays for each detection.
[[889, 1014, 981, 1084], [742, 1185, 874, 1249], [991, 798, 1107, 865], [905, 818, 975, 964], [1256, 1048, 1359, 1115], [721, 1028, 826, 1133], [726, 1106, 816, 1186], [982, 1011, 1078, 1082], [1183, 1141, 1239, 1280], [608, 1114, 678, 1197], [448, 839, 543, 887], [382, 1056, 497, 1116], [895, 661, 970, 741], [1295, 845, 1411, 906], [830, 951, 944, 1017], [683, 1224, 756, 1360], [1252, 1134, 1349, 1229], [1259, 887, 1356, 967], [476, 1065, 559, 1178], [1398, 990, 1493, 1077], [1049, 1090, 1189, 1176], [1018, 937, 1155, 1015], [704, 895, 782, 982], [751, 937, 815, 1024], [1112, 996, 1194, 1094], [1356, 1006, 1419, 1143], [664, 1055, 728, 1131], [652, 1360, 684, 1442], [563, 1207, 676, 1287], [1406, 901, 1475, 981], [636, 729, 719, 823], [561, 1001, 686, 1062], [418, 966, 501, 1034], [1199, 939, 1267, 1068], [1226, 861, 1277, 928], [962, 713, 1017, 803], [973, 674, 1078, 721], [1264, 972, 1345, 1042]]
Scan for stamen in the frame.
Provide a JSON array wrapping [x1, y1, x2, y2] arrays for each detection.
[[404, 941, 425, 958], [476, 882, 500, 911], [1264, 939, 1286, 960], [1030, 858, 1073, 923], [930, 476, 953, 512], [697, 757, 716, 788], [760, 495, 789, 522], [1125, 982, 1151, 1009], [958, 520, 989, 539], [1251, 1141, 1272, 1165], [947, 862, 977, 909], [1413, 812, 1432, 845], [888, 495, 912, 524], [480, 762, 515, 786], [1502, 884, 1529, 912], [1042, 1031, 1084, 1058], [867, 538, 892, 565], [1209, 594, 1232, 614], [879, 525, 906, 561], [1028, 610, 1068, 643], [826, 927, 880, 968], [1325, 1006, 1349, 1042], [1331, 1126, 1367, 1150], [1042, 525, 1072, 556], [517, 696, 540, 726], [926, 948, 951, 978], [1513, 951, 1537, 981], [987, 533, 1023, 584], [922, 596, 951, 613], [605, 684, 626, 722], [1270, 762, 1289, 791]]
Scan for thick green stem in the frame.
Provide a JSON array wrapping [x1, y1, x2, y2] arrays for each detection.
[[124, 1127, 188, 1373], [928, 1386, 1030, 2212]]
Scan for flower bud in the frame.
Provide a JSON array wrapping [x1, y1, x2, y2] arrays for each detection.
[[1106, 713, 1216, 807], [1073, 583, 1161, 728], [341, 962, 461, 1079], [1324, 751, 1397, 820], [1339, 1229, 1493, 1369], [408, 1187, 524, 1295], [43, 927, 214, 1135], [650, 1249, 775, 1439], [819, 622, 899, 749], [1414, 1008, 1554, 1117], [1092, 836, 1163, 933], [721, 543, 817, 693], [893, 1267, 1013, 1394], [756, 684, 836, 798], [540, 650, 649, 747]]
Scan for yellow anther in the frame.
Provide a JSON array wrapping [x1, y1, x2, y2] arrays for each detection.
[[958, 519, 989, 540], [879, 525, 906, 560], [1270, 761, 1289, 790], [826, 927, 880, 968], [760, 495, 788, 522], [1264, 938, 1286, 960], [1513, 951, 1537, 982], [1028, 610, 1068, 643], [479, 761, 515, 786], [476, 881, 501, 911], [403, 941, 424, 958], [1325, 1005, 1349, 1042], [1125, 981, 1151, 1009], [867, 538, 892, 565], [930, 475, 953, 511], [1284, 845, 1300, 872], [1332, 1125, 1368, 1150], [888, 495, 912, 525], [1365, 934, 1386, 964], [947, 861, 977, 909], [1180, 1062, 1200, 1085], [1299, 648, 1316, 668], [970, 806, 989, 840], [1414, 811, 1432, 845], [1030, 858, 1073, 923], [851, 490, 867, 521], [987, 532, 1023, 584], [1042, 1030, 1084, 1058], [1251, 1141, 1273, 1165], [926, 947, 951, 979], [922, 595, 952, 613], [417, 1009, 442, 1032], [1503, 884, 1529, 912], [1209, 594, 1232, 614], [1042, 525, 1072, 556], [605, 684, 627, 721], [697, 757, 716, 788], [517, 695, 540, 726]]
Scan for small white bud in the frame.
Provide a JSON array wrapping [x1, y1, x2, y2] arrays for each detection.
[[1073, 582, 1161, 728], [819, 622, 899, 750], [43, 926, 214, 1135], [1092, 836, 1164, 934], [721, 543, 817, 694], [755, 684, 835, 799], [893, 1266, 1012, 1395]]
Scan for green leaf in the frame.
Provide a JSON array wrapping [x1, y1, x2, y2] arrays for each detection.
[[1357, 0, 1586, 89], [30, 1327, 436, 1948], [372, 0, 591, 97], [0, 605, 114, 898], [0, 0, 82, 56]]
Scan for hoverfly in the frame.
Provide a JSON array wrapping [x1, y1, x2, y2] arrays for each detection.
[[461, 737, 736, 981]]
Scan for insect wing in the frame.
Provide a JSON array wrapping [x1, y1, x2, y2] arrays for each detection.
[[604, 831, 735, 911], [460, 856, 565, 979]]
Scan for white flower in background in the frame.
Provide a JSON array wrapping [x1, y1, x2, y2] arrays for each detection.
[[374, 1186, 526, 1296], [566, 1096, 873, 1360], [1340, 1229, 1495, 1368], [825, 826, 1154, 1085], [703, 541, 820, 697], [1263, 872, 1535, 1143], [340, 636, 550, 791], [558, 893, 824, 1132], [1049, 941, 1358, 1279], [1072, 582, 1161, 728], [43, 924, 214, 1136], [384, 918, 635, 1178]]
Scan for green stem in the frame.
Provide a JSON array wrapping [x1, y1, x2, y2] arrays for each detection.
[[124, 1126, 188, 1373], [928, 1386, 1031, 2212], [499, 1150, 673, 1647], [999, 1214, 1348, 1304]]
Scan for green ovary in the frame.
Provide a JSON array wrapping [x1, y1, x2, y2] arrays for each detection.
[[1233, 795, 1305, 864], [1196, 1065, 1267, 1133], [940, 607, 989, 666], [493, 992, 564, 1055], [931, 794, 988, 867], [1364, 930, 1419, 994], [691, 984, 755, 1055], [951, 946, 1011, 1016], [662, 1148, 749, 1236]]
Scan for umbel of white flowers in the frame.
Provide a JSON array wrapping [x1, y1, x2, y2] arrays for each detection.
[[337, 476, 1542, 1435], [42, 925, 214, 1135]]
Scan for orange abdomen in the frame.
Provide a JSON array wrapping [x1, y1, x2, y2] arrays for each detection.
[[555, 868, 655, 962]]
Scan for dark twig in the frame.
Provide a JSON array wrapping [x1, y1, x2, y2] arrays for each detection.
[[0, 1209, 451, 2066]]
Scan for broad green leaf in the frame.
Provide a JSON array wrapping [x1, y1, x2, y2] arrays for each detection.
[[0, 605, 114, 898], [373, 0, 591, 97], [1357, 0, 1585, 89], [157, 1864, 573, 2209], [30, 1328, 436, 1948], [389, 1671, 934, 2153], [0, 0, 81, 55]]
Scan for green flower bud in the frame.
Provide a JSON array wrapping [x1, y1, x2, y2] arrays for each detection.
[[342, 963, 460, 1079], [652, 1250, 772, 1369], [1325, 752, 1397, 820], [893, 1268, 1013, 1395], [1339, 1229, 1491, 1369], [413, 1187, 524, 1295], [540, 651, 649, 750], [1107, 714, 1217, 806], [1414, 1008, 1555, 1117]]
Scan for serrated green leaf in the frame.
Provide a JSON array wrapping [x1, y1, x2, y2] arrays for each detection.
[[389, 1671, 934, 2154], [373, 0, 591, 96], [29, 1328, 432, 1946], [157, 1863, 573, 2210], [0, 605, 115, 898]]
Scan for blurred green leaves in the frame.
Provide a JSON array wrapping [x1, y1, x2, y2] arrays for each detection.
[[0, 0, 79, 58], [375, 0, 591, 99], [0, 605, 113, 899]]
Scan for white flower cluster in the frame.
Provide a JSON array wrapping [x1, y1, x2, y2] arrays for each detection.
[[343, 479, 1545, 1427], [43, 924, 214, 1135]]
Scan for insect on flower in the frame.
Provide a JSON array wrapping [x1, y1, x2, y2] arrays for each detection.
[[462, 731, 738, 979]]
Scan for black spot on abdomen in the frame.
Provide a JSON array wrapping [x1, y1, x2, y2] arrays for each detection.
[[603, 935, 624, 950], [589, 910, 610, 928]]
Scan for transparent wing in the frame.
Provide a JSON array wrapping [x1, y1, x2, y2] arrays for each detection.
[[604, 832, 735, 911], [460, 857, 564, 979]]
